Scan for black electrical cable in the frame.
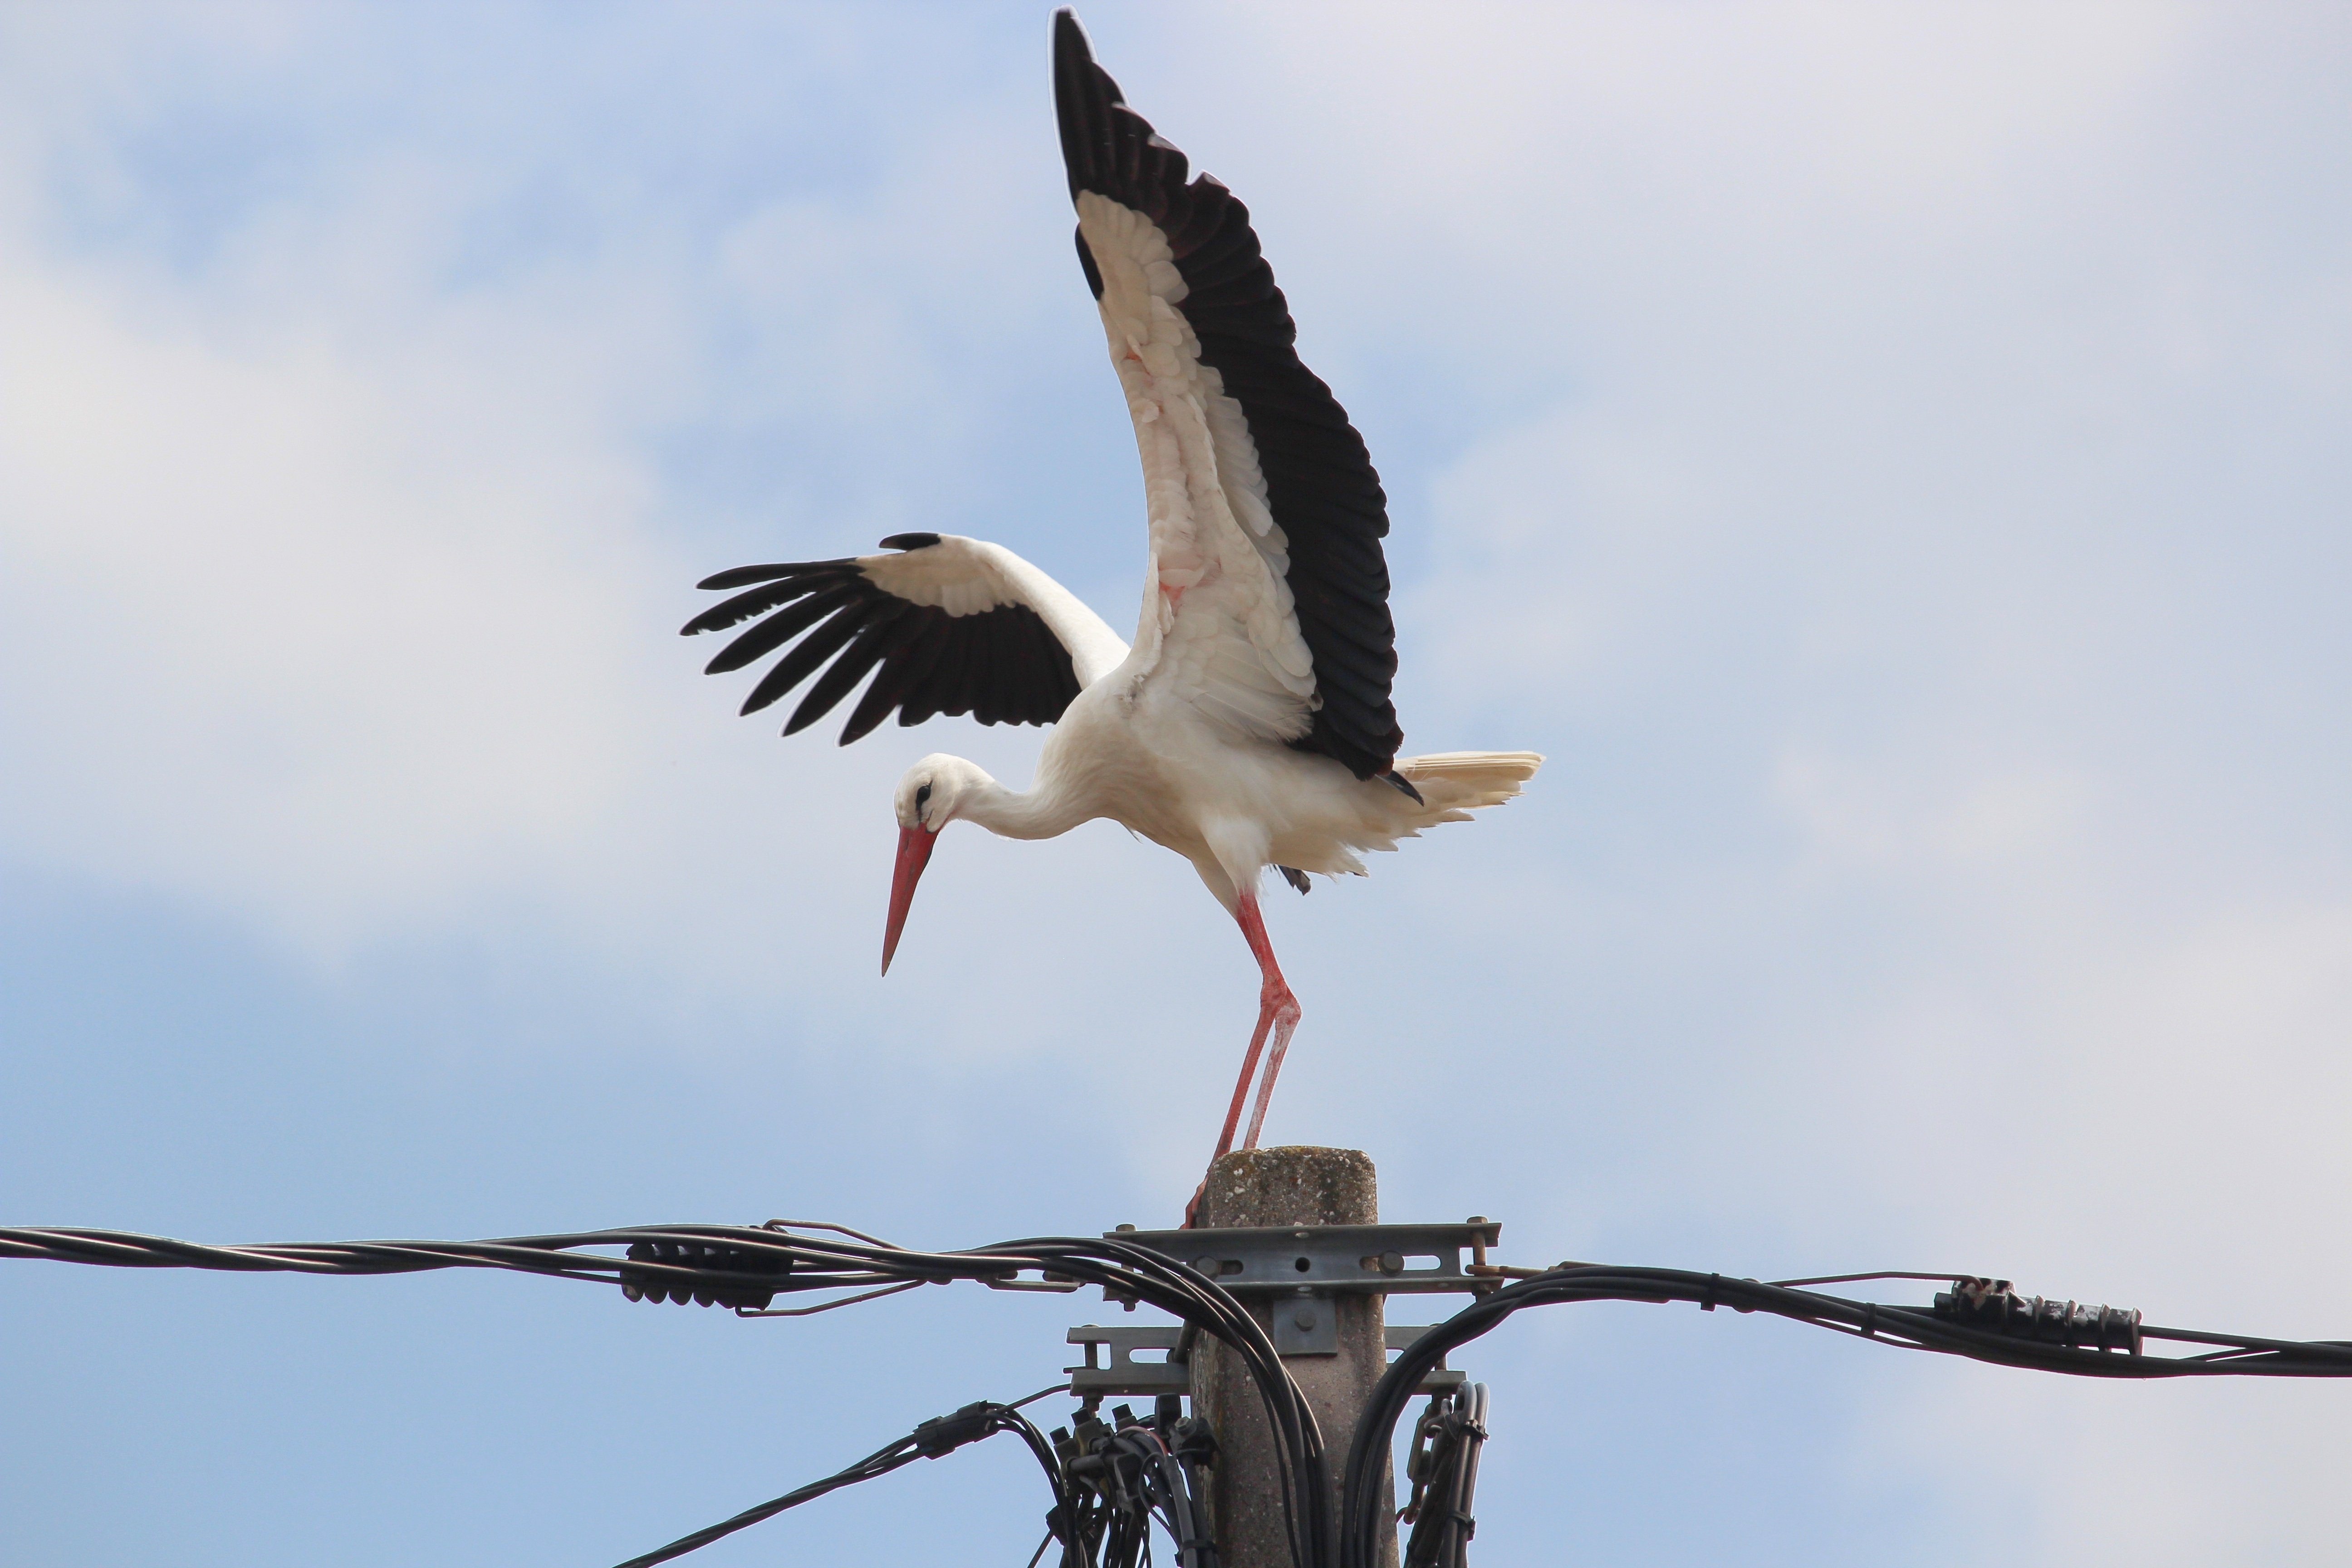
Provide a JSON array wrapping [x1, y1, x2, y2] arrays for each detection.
[[612, 1387, 1073, 1568], [0, 1225, 1323, 1568], [1055, 1396, 1219, 1568], [1398, 1383, 1487, 1568], [1005, 1233, 1324, 1568], [35, 1227, 2344, 1568], [612, 1432, 918, 1568], [1338, 1264, 2352, 1568]]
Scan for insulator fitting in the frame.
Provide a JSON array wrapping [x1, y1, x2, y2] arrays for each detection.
[[618, 1239, 786, 1310], [1933, 1276, 2142, 1353]]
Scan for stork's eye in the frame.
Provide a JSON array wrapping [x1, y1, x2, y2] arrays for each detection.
[[915, 782, 932, 811]]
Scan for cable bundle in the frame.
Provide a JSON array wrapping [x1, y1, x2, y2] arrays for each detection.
[[1339, 1264, 2352, 1568], [0, 1223, 1328, 1568], [1398, 1383, 1488, 1568], [611, 1386, 1222, 1568], [1054, 1395, 1220, 1568], [18, 1228, 2352, 1568]]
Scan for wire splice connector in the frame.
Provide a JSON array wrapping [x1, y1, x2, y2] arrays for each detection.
[[912, 1401, 1002, 1458], [619, 1240, 786, 1310], [1933, 1277, 2143, 1354]]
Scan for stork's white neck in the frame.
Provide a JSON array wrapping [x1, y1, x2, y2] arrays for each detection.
[[960, 775, 1091, 842]]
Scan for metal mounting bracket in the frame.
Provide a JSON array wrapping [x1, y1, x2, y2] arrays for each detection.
[[1107, 1219, 1503, 1298], [1271, 1289, 1339, 1354], [1069, 1218, 1503, 1391], [1067, 1323, 1465, 1397]]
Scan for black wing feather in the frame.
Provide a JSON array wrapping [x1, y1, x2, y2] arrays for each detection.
[[739, 601, 869, 717], [695, 559, 855, 593], [783, 602, 912, 736], [1052, 10, 1403, 779], [841, 615, 952, 744], [965, 616, 1004, 727], [683, 538, 1084, 744], [681, 571, 845, 637], [701, 580, 862, 676]]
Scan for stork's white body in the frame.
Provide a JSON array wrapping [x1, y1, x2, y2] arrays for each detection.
[[931, 594, 1538, 915]]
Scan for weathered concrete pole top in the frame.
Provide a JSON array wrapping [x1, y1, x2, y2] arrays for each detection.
[[1197, 1145, 1378, 1230]]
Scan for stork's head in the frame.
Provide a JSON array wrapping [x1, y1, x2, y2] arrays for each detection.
[[882, 754, 993, 975]]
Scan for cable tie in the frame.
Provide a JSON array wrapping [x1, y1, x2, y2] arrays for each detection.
[[1700, 1273, 1720, 1312]]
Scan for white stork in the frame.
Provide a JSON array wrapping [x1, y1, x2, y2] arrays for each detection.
[[684, 11, 1540, 1180]]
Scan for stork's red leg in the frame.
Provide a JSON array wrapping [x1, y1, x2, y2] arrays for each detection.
[[1224, 890, 1301, 1153], [1186, 892, 1303, 1226], [1211, 1009, 1273, 1165]]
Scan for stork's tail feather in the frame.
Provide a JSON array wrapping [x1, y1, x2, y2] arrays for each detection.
[[1392, 750, 1544, 823]]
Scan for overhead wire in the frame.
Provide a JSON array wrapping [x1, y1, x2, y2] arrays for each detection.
[[16, 1227, 2352, 1568], [1338, 1263, 2352, 1568], [612, 1386, 1074, 1568], [0, 1224, 1327, 1568]]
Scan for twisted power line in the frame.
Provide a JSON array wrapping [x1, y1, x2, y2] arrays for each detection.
[[12, 1227, 2352, 1568]]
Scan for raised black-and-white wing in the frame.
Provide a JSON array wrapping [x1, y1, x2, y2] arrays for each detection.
[[682, 532, 1129, 743], [1054, 10, 1404, 782]]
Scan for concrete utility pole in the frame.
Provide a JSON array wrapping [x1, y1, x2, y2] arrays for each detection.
[[1188, 1147, 1398, 1568]]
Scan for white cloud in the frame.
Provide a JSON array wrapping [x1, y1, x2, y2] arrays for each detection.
[[0, 147, 673, 951]]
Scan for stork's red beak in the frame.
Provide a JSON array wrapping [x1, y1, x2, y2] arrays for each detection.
[[881, 824, 937, 976]]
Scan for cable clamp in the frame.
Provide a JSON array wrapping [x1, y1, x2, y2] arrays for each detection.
[[912, 1401, 998, 1458]]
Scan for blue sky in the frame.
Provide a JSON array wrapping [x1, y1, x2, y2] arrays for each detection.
[[3, 4, 2348, 1563]]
